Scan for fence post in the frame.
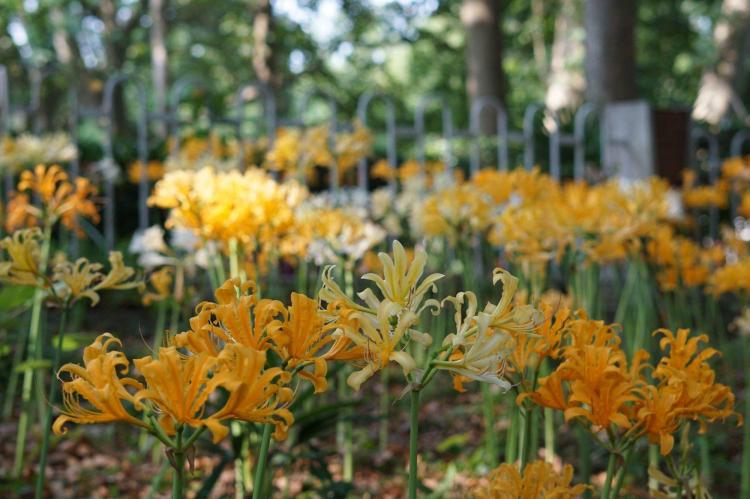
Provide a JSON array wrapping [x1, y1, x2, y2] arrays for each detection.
[[233, 82, 277, 167], [356, 91, 397, 191], [469, 97, 509, 175], [101, 74, 150, 248]]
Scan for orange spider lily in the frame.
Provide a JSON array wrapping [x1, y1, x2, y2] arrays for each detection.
[[53, 334, 147, 435]]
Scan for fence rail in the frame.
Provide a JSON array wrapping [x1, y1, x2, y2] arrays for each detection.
[[0, 66, 747, 247]]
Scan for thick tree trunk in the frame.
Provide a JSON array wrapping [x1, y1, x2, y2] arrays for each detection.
[[150, 0, 169, 137], [461, 0, 505, 134], [252, 0, 275, 88], [584, 0, 637, 103], [693, 0, 750, 125], [50, 6, 73, 66], [545, 0, 585, 117]]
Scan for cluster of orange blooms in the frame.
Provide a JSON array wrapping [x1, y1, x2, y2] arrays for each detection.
[[473, 460, 589, 499], [4, 164, 99, 235], [519, 311, 739, 456], [147, 167, 307, 263], [266, 122, 372, 183], [410, 166, 674, 267], [54, 276, 361, 444], [0, 133, 77, 174]]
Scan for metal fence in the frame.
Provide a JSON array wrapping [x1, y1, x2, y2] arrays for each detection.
[[0, 65, 748, 247]]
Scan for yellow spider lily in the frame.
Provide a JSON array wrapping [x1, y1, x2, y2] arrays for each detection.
[[474, 460, 589, 499], [176, 278, 286, 354], [438, 309, 514, 391], [485, 268, 543, 335], [340, 300, 428, 391], [52, 251, 143, 306], [272, 292, 359, 393], [7, 164, 99, 234], [211, 344, 294, 441], [142, 267, 174, 306], [0, 228, 43, 286], [133, 347, 235, 443], [360, 240, 443, 312], [53, 334, 147, 435]]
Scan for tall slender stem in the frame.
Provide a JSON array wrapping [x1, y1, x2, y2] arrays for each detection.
[[505, 402, 518, 464], [576, 426, 592, 499], [648, 444, 659, 493], [378, 368, 390, 453], [517, 406, 532, 470], [14, 223, 52, 478], [338, 369, 353, 481], [600, 451, 617, 499], [408, 389, 420, 499], [172, 429, 186, 499], [611, 448, 631, 498], [252, 424, 273, 499], [34, 305, 69, 498], [2, 324, 27, 420], [481, 383, 499, 467], [741, 336, 750, 497]]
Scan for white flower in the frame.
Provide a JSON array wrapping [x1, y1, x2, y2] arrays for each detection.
[[170, 228, 199, 252], [129, 226, 168, 255]]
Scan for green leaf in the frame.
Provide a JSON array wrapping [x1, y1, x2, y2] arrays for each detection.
[[436, 432, 470, 453], [0, 285, 36, 310], [14, 358, 52, 373], [51, 332, 98, 352]]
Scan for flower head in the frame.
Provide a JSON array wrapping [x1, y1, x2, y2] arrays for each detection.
[[473, 460, 589, 499]]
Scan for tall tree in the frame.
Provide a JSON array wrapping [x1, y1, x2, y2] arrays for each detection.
[[150, 0, 168, 136], [545, 0, 585, 117], [461, 0, 505, 134], [584, 0, 637, 103], [252, 0, 276, 89], [692, 0, 750, 125]]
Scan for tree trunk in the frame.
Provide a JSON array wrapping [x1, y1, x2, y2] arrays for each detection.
[[252, 0, 275, 88], [545, 0, 585, 117], [693, 0, 750, 125], [461, 0, 505, 134], [584, 0, 637, 103], [150, 0, 169, 137]]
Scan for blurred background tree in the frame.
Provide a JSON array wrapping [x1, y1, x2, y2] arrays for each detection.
[[0, 0, 748, 131]]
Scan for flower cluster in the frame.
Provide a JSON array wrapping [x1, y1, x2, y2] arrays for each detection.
[[521, 314, 739, 456], [0, 133, 77, 173], [0, 228, 142, 306], [4, 164, 99, 235], [473, 460, 589, 499], [55, 276, 358, 443]]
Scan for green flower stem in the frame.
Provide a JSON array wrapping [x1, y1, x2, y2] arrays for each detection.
[[517, 406, 532, 471], [698, 434, 711, 487], [172, 429, 186, 499], [543, 408, 554, 463], [505, 402, 518, 464], [600, 451, 617, 499], [296, 258, 308, 294], [481, 383, 499, 467], [252, 424, 273, 499], [741, 336, 750, 497], [408, 389, 420, 499], [13, 222, 52, 478], [229, 238, 239, 280], [34, 305, 69, 499], [648, 445, 659, 493], [611, 448, 631, 498], [2, 323, 27, 420], [337, 368, 354, 481], [576, 426, 592, 499], [379, 367, 390, 453], [540, 360, 554, 463]]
